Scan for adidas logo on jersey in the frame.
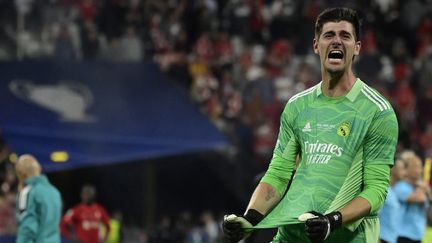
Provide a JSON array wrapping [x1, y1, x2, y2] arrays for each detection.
[[302, 122, 312, 132]]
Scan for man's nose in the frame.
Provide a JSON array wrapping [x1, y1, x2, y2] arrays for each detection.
[[331, 36, 342, 46]]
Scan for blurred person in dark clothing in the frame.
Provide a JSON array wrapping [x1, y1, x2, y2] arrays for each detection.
[[354, 28, 383, 83], [15, 154, 62, 243], [61, 184, 110, 243], [54, 24, 80, 61], [150, 215, 176, 243], [80, 20, 101, 60]]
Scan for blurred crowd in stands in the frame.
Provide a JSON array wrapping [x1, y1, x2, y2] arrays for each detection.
[[0, 0, 432, 242]]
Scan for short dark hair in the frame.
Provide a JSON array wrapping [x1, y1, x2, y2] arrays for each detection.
[[315, 7, 361, 41]]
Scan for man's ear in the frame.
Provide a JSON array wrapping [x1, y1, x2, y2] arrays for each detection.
[[313, 38, 319, 54], [354, 40, 361, 56]]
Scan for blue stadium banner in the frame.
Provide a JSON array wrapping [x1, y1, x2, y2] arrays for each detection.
[[0, 60, 227, 171]]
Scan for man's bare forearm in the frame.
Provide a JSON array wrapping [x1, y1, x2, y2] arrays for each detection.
[[245, 182, 282, 215], [339, 197, 371, 225]]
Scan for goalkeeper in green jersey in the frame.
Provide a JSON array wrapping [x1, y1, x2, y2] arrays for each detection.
[[222, 7, 399, 243]]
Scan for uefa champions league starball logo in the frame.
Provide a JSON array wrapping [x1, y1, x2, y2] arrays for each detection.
[[9, 79, 97, 122]]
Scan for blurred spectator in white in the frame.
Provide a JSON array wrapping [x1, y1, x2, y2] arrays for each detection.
[[253, 118, 277, 165], [201, 211, 220, 243], [273, 76, 296, 102], [118, 25, 143, 62], [272, 53, 313, 104], [191, 72, 221, 121], [14, 0, 33, 18], [373, 0, 397, 14], [14, 0, 43, 59]]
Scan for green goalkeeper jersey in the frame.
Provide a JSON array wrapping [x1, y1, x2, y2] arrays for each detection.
[[257, 78, 398, 229]]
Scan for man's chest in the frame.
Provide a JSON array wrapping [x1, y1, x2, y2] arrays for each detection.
[[77, 207, 102, 222], [294, 104, 370, 159]]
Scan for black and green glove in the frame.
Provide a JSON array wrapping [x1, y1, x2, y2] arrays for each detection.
[[303, 211, 342, 243], [222, 209, 264, 243]]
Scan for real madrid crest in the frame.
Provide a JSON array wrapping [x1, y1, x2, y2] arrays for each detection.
[[337, 122, 350, 137]]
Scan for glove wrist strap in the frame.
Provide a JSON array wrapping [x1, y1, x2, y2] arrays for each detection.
[[326, 211, 342, 231], [243, 209, 264, 226]]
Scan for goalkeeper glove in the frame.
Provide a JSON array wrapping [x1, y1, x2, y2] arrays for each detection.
[[302, 211, 342, 243], [222, 209, 264, 243]]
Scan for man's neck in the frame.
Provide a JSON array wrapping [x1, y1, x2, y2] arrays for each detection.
[[22, 174, 39, 183], [321, 71, 357, 97]]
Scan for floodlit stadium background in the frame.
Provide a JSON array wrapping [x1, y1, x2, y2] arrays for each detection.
[[0, 0, 431, 242]]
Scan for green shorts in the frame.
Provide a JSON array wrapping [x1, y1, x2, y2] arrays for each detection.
[[271, 217, 379, 243]]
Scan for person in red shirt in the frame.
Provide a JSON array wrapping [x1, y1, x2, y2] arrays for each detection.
[[61, 184, 110, 243]]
